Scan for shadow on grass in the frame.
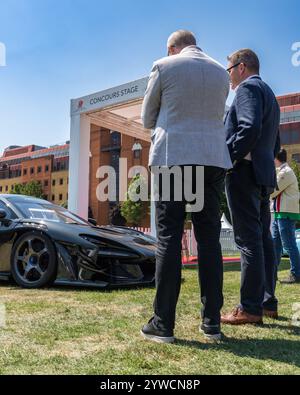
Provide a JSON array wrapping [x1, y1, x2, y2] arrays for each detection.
[[183, 260, 291, 274], [224, 260, 291, 273], [175, 334, 300, 367], [0, 280, 156, 294], [263, 322, 300, 335]]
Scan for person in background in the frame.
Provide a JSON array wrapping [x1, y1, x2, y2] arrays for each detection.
[[271, 149, 300, 284]]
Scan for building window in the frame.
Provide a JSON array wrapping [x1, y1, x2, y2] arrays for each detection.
[[59, 194, 63, 201], [292, 153, 300, 163], [30, 167, 34, 175], [111, 131, 121, 146], [52, 195, 55, 201], [37, 166, 42, 173], [60, 179, 64, 185], [11, 185, 14, 191], [134, 149, 141, 159], [23, 169, 27, 176], [52, 180, 56, 187], [45, 165, 49, 172], [44, 180, 49, 187], [0, 186, 2, 192], [5, 186, 8, 192], [280, 129, 300, 145], [132, 142, 142, 160]]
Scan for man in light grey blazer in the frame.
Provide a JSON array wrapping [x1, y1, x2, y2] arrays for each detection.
[[140, 30, 232, 344]]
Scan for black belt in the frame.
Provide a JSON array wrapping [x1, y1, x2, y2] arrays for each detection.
[[239, 159, 252, 166]]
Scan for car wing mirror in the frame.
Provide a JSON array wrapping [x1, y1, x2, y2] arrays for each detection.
[[0, 209, 13, 226], [88, 218, 98, 226], [0, 209, 7, 220]]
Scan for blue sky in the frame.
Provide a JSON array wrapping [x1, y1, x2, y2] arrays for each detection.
[[0, 0, 299, 154]]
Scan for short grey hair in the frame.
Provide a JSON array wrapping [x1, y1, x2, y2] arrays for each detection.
[[167, 30, 197, 49], [227, 49, 260, 74]]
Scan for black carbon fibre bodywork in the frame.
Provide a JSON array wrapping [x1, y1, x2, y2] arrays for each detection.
[[0, 195, 156, 288]]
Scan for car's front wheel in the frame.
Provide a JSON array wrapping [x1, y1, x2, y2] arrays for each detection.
[[11, 231, 57, 288]]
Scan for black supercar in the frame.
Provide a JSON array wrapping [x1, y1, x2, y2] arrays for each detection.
[[0, 195, 156, 289]]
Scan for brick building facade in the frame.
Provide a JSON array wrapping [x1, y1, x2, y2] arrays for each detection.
[[89, 125, 151, 227], [1, 92, 299, 227], [0, 134, 151, 226], [0, 144, 69, 205], [278, 92, 300, 162]]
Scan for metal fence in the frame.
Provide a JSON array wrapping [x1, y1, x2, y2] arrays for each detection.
[[132, 227, 239, 256], [219, 229, 239, 255]]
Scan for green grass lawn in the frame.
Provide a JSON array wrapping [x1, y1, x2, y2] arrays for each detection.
[[0, 259, 299, 375]]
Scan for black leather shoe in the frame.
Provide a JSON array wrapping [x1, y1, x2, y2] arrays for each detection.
[[141, 319, 175, 344], [200, 323, 222, 341]]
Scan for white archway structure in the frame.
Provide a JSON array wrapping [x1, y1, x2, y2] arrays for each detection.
[[69, 78, 156, 234]]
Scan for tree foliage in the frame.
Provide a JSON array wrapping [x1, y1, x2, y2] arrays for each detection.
[[12, 181, 45, 199], [291, 160, 300, 189], [220, 189, 231, 223], [121, 175, 149, 226]]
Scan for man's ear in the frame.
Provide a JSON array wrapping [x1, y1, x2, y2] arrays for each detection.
[[239, 63, 247, 76], [174, 46, 182, 55], [168, 46, 181, 56], [168, 46, 175, 56]]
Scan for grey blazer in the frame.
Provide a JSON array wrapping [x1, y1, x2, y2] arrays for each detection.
[[142, 46, 232, 169]]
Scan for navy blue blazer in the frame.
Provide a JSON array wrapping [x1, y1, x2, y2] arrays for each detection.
[[225, 76, 281, 188]]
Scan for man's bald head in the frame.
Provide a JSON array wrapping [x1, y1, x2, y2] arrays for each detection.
[[167, 30, 197, 56]]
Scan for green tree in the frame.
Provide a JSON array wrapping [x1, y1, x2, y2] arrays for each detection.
[[220, 189, 231, 223], [12, 181, 45, 199], [185, 188, 231, 226], [60, 201, 68, 209], [121, 175, 149, 227], [13, 184, 24, 195], [291, 160, 300, 189]]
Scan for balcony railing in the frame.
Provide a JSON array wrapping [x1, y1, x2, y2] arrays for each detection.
[[100, 144, 121, 152]]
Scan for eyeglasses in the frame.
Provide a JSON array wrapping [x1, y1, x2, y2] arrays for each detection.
[[226, 62, 243, 73]]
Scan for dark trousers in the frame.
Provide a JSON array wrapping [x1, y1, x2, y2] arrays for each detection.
[[153, 166, 225, 332], [225, 162, 278, 316]]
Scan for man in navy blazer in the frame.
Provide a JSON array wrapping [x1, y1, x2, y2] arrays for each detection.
[[222, 49, 281, 325]]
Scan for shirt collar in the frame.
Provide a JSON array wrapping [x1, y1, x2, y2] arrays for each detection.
[[180, 45, 203, 54], [236, 74, 261, 91], [279, 162, 287, 170]]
